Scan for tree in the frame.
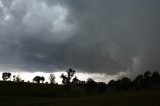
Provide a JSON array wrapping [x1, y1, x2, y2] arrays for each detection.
[[2, 72, 11, 81], [60, 73, 68, 85], [86, 78, 97, 92], [152, 71, 160, 86], [108, 80, 117, 89], [144, 71, 151, 79], [49, 74, 56, 84], [143, 71, 152, 87], [33, 76, 41, 83], [108, 77, 131, 91], [97, 82, 107, 92], [134, 74, 143, 85], [72, 76, 86, 86], [67, 68, 75, 80], [13, 75, 21, 82], [41, 76, 45, 83], [72, 76, 80, 85], [13, 75, 16, 81], [33, 76, 45, 83], [60, 68, 76, 90], [118, 77, 131, 91], [133, 74, 144, 90]]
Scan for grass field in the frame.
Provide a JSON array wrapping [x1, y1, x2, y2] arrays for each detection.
[[1, 90, 160, 106], [0, 81, 160, 106]]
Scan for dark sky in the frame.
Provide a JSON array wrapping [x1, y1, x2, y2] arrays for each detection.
[[0, 0, 160, 76]]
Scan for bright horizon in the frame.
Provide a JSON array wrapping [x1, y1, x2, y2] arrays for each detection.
[[0, 71, 126, 84]]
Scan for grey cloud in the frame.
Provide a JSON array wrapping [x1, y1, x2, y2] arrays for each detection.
[[0, 0, 160, 75]]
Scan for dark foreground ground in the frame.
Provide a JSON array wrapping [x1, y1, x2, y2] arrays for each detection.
[[0, 81, 160, 106], [1, 89, 160, 106]]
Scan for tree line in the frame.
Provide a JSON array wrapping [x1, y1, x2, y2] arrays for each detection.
[[1, 69, 160, 92]]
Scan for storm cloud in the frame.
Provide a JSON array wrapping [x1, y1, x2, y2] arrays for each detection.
[[0, 0, 160, 75]]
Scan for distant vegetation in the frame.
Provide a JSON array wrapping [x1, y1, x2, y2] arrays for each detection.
[[1, 69, 160, 106], [1, 69, 160, 94]]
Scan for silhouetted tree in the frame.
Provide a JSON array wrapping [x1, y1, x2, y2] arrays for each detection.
[[144, 71, 151, 79], [13, 75, 16, 81], [80, 81, 86, 86], [108, 80, 120, 90], [60, 68, 75, 90], [33, 76, 41, 83], [72, 76, 80, 85], [107, 71, 160, 92], [108, 77, 131, 91], [33, 76, 45, 83], [133, 74, 144, 90], [86, 78, 97, 92], [134, 74, 143, 85], [13, 75, 21, 82], [118, 77, 131, 91], [67, 68, 75, 79], [97, 82, 107, 92], [2, 72, 11, 81], [41, 76, 45, 83], [60, 73, 68, 85], [108, 80, 117, 90], [152, 71, 160, 86], [49, 74, 55, 84], [143, 71, 152, 87]]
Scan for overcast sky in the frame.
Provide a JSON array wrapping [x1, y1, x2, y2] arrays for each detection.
[[0, 0, 160, 77]]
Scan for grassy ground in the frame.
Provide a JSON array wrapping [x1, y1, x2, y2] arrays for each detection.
[[1, 89, 160, 106], [0, 81, 160, 106]]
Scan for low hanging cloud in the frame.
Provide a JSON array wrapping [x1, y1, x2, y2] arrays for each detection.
[[0, 0, 160, 75]]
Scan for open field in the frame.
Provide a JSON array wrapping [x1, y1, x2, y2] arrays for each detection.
[[1, 90, 160, 106], [0, 81, 160, 106]]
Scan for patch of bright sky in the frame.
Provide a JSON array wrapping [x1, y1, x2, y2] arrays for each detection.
[[0, 1, 3, 8], [0, 71, 126, 84]]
